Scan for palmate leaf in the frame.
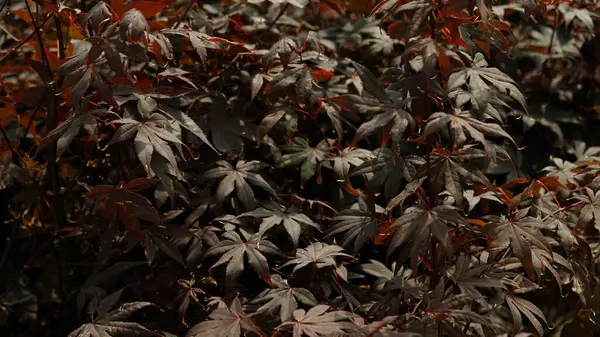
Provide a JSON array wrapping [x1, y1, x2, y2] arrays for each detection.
[[176, 275, 206, 326], [541, 157, 578, 186], [360, 25, 400, 57], [325, 197, 385, 253], [202, 160, 277, 210], [203, 95, 248, 154], [423, 281, 504, 334], [448, 53, 527, 113], [69, 290, 158, 337], [174, 223, 220, 268], [483, 208, 552, 280], [340, 95, 416, 151], [350, 316, 415, 337], [379, 0, 435, 39], [350, 60, 390, 104], [277, 304, 358, 337], [415, 145, 492, 205], [186, 297, 259, 337], [448, 254, 507, 302], [328, 147, 373, 179], [184, 188, 222, 226], [262, 37, 299, 68], [267, 65, 315, 100], [159, 105, 216, 153], [367, 263, 423, 317], [85, 179, 161, 226], [247, 0, 309, 9], [560, 5, 599, 35], [237, 200, 320, 246], [161, 30, 236, 69], [277, 137, 331, 186], [318, 101, 348, 142], [423, 109, 516, 150], [382, 38, 447, 108], [573, 188, 600, 230], [351, 148, 423, 200], [387, 205, 468, 271], [257, 104, 298, 143], [39, 108, 111, 157], [282, 242, 350, 274], [250, 274, 318, 322], [108, 114, 185, 173], [505, 293, 547, 336], [530, 246, 572, 294], [204, 230, 282, 286], [340, 61, 416, 148], [120, 9, 149, 42], [447, 78, 514, 122], [85, 1, 112, 31], [351, 102, 415, 149], [359, 259, 403, 292]]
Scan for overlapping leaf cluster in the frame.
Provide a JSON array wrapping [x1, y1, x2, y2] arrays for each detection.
[[0, 0, 599, 336]]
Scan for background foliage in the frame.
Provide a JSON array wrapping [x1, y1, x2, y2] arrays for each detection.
[[0, 0, 600, 336]]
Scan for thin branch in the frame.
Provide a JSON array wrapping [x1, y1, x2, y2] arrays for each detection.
[[25, 1, 52, 75], [0, 14, 54, 66], [17, 108, 38, 152], [0, 212, 18, 281], [24, 2, 66, 228], [174, 0, 194, 29], [258, 3, 290, 40], [54, 16, 66, 59], [0, 0, 10, 13], [547, 8, 560, 56], [0, 125, 19, 164]]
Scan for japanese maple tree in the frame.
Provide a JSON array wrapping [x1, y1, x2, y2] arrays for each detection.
[[0, 0, 599, 336]]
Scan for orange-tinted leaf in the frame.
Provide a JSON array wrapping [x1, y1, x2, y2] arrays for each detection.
[[148, 21, 167, 30], [501, 178, 530, 190], [468, 219, 486, 227], [112, 0, 128, 18], [526, 176, 567, 197], [538, 0, 570, 3], [437, 47, 451, 79], [33, 42, 60, 73], [474, 40, 491, 59], [0, 105, 17, 128], [124, 178, 156, 192], [311, 68, 334, 82], [11, 10, 33, 24], [342, 181, 360, 197], [127, 0, 167, 18], [118, 204, 144, 242], [86, 185, 118, 198], [319, 0, 344, 17], [373, 232, 391, 245], [332, 0, 373, 14], [30, 0, 59, 13]]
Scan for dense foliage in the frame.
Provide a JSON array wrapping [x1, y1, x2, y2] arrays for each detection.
[[0, 0, 599, 336]]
